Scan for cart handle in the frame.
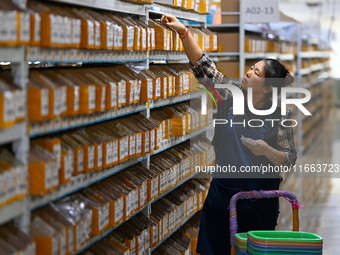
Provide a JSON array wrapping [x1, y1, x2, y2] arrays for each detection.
[[229, 190, 302, 247]]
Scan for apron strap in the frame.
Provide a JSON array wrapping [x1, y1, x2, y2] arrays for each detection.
[[258, 117, 273, 136], [229, 106, 273, 137]]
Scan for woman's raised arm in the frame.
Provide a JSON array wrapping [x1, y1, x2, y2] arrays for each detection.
[[161, 14, 203, 65]]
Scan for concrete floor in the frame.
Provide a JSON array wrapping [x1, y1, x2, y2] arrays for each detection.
[[300, 110, 340, 254]]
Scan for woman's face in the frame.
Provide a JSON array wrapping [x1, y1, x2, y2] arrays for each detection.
[[241, 60, 271, 96]]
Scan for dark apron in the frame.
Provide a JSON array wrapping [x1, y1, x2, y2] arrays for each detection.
[[196, 107, 280, 255]]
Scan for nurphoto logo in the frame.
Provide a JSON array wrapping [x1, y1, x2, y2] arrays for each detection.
[[200, 83, 312, 128]]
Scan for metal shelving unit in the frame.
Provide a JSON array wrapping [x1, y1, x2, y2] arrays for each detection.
[[300, 51, 330, 59], [149, 3, 206, 23], [244, 52, 295, 61], [29, 91, 204, 138], [206, 23, 240, 33], [151, 210, 199, 252], [47, 0, 147, 15], [31, 125, 210, 210], [0, 122, 27, 146], [0, 47, 26, 63], [0, 199, 28, 227], [0, 1, 210, 251]]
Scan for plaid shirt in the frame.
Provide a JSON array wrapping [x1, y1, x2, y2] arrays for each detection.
[[190, 53, 297, 167]]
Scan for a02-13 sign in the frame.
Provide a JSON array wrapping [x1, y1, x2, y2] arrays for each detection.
[[243, 0, 279, 23]]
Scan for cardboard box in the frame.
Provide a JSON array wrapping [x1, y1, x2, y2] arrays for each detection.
[[216, 61, 240, 79], [221, 15, 239, 24], [217, 33, 239, 52], [221, 0, 239, 12]]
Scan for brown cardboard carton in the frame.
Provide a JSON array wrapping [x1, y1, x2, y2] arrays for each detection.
[[217, 33, 239, 52], [216, 61, 240, 79], [221, 15, 239, 23], [221, 0, 239, 12]]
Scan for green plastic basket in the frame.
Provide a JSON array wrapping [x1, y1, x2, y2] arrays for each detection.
[[248, 231, 323, 243], [235, 232, 247, 251], [247, 246, 322, 255], [235, 233, 248, 243]]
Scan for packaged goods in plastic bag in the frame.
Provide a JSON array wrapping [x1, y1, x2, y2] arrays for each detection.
[[88, 183, 124, 228], [0, 77, 18, 129], [60, 134, 84, 175], [0, 157, 15, 208], [51, 195, 93, 251], [0, 0, 30, 46], [57, 69, 96, 114], [0, 149, 27, 203], [29, 145, 58, 195], [0, 223, 35, 255]]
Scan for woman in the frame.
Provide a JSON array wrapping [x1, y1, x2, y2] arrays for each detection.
[[161, 15, 297, 255]]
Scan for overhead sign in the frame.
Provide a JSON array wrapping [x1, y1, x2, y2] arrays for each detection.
[[243, 0, 279, 23]]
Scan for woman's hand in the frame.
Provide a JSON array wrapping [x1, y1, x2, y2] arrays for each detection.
[[161, 15, 185, 33], [242, 138, 274, 158]]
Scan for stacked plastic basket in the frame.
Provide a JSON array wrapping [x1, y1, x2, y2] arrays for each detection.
[[235, 233, 248, 255], [236, 231, 323, 255]]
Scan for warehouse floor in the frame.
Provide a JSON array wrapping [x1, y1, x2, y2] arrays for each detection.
[[298, 109, 340, 254]]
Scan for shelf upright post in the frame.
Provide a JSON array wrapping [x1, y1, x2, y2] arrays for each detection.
[[239, 0, 245, 80], [10, 48, 30, 233], [295, 24, 304, 206], [140, 6, 151, 177], [12, 0, 27, 9]]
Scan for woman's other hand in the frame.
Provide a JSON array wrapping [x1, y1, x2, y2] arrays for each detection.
[[161, 15, 185, 33], [242, 138, 273, 157]]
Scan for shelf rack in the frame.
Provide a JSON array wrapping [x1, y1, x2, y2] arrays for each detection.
[[150, 209, 199, 252], [0, 0, 210, 253], [47, 0, 147, 15], [148, 3, 206, 23], [29, 91, 204, 138], [31, 125, 210, 210]]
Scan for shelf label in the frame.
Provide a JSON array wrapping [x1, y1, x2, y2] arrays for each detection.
[[243, 0, 279, 23]]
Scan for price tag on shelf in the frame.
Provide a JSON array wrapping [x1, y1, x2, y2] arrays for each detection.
[[111, 109, 116, 118], [95, 112, 101, 122], [45, 120, 53, 133], [61, 49, 69, 62], [108, 51, 113, 62], [37, 121, 44, 134], [117, 107, 122, 116], [27, 47, 38, 62], [69, 116, 76, 127], [54, 118, 61, 131], [76, 50, 82, 62], [54, 49, 62, 62], [46, 49, 54, 62], [82, 114, 89, 125], [69, 49, 76, 62], [29, 122, 38, 136], [62, 116, 69, 129], [95, 51, 101, 62], [101, 51, 106, 62], [243, 0, 279, 23], [76, 115, 82, 126], [89, 113, 95, 124], [104, 110, 109, 120]]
